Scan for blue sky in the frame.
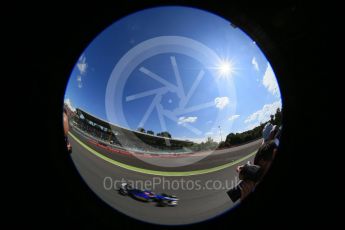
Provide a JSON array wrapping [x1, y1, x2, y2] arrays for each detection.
[[64, 6, 282, 143]]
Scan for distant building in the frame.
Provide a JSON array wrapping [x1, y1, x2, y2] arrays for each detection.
[[63, 103, 76, 118], [73, 108, 194, 152]]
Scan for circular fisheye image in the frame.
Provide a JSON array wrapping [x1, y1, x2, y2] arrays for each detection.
[[63, 6, 283, 225]]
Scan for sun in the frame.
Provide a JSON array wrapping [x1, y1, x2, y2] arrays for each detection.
[[219, 62, 231, 75], [217, 59, 236, 78]]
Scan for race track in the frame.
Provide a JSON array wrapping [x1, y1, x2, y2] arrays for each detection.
[[69, 131, 261, 225]]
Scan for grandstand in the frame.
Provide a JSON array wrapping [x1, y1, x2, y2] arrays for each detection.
[[70, 108, 195, 154]]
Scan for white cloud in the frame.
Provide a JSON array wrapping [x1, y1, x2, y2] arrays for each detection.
[[244, 101, 282, 124], [204, 131, 213, 135], [262, 63, 280, 97], [77, 55, 88, 75], [228, 114, 240, 121], [77, 75, 82, 88], [64, 98, 76, 112], [214, 97, 229, 110], [178, 116, 198, 125], [252, 57, 259, 71], [76, 55, 87, 89]]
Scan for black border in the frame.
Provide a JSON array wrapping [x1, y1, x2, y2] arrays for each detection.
[[8, 0, 323, 228]]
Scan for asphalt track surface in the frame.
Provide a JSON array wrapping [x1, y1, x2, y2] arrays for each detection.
[[69, 130, 261, 225], [69, 128, 262, 172]]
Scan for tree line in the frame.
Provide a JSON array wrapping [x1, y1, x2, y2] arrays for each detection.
[[135, 107, 282, 149], [218, 108, 282, 148], [137, 127, 172, 138]]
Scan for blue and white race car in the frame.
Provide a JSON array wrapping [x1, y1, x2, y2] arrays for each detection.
[[118, 183, 178, 206]]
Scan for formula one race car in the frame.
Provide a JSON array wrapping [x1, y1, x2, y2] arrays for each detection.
[[118, 183, 178, 206]]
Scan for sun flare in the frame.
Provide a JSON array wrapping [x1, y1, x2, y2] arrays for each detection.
[[217, 59, 236, 78]]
